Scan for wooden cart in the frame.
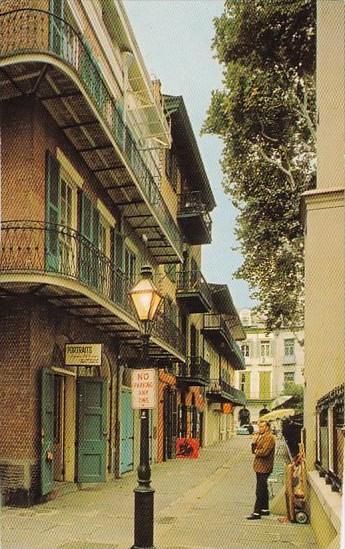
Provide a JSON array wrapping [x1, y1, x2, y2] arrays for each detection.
[[285, 443, 309, 524]]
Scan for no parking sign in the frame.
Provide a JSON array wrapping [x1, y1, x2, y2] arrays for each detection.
[[131, 369, 156, 409]]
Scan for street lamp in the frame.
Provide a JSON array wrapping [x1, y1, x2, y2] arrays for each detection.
[[129, 265, 163, 549]]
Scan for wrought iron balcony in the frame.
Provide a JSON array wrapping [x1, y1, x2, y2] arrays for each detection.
[[176, 270, 212, 313], [202, 314, 245, 369], [176, 356, 210, 387], [177, 191, 212, 245], [207, 379, 246, 405], [0, 221, 185, 358], [153, 313, 186, 358], [0, 7, 183, 262]]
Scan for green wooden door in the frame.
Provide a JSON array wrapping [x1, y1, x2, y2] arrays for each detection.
[[259, 371, 271, 400], [41, 369, 55, 496], [77, 378, 107, 483], [45, 152, 61, 272]]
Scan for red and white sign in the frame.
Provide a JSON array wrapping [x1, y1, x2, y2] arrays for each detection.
[[131, 369, 156, 409]]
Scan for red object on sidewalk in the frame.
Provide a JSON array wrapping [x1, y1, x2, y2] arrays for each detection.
[[176, 437, 199, 458]]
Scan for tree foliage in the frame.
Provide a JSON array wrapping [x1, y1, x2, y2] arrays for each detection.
[[203, 0, 316, 330], [281, 382, 304, 413]]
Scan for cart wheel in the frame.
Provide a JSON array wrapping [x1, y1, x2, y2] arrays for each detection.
[[295, 510, 308, 524]]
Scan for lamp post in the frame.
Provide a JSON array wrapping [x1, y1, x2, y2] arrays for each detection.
[[129, 265, 163, 549]]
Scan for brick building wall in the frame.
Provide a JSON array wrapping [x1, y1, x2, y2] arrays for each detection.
[[0, 296, 120, 505]]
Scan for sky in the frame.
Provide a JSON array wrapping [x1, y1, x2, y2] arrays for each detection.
[[123, 0, 254, 309]]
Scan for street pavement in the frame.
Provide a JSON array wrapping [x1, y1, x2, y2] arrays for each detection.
[[0, 436, 318, 549]]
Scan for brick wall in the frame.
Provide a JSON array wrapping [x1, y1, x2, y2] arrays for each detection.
[[0, 297, 120, 505]]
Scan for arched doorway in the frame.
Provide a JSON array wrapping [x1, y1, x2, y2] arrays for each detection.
[[239, 407, 250, 426], [259, 406, 270, 417]]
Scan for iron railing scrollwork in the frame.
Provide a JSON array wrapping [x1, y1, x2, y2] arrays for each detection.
[[177, 356, 210, 384], [177, 191, 212, 233], [207, 378, 246, 405], [0, 8, 182, 258], [0, 221, 185, 356], [316, 383, 344, 491], [203, 313, 245, 368], [176, 269, 212, 306]]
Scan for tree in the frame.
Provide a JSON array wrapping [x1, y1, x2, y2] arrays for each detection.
[[203, 0, 316, 331], [281, 381, 304, 413]]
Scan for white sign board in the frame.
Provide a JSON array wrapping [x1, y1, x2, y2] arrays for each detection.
[[65, 343, 102, 366], [131, 369, 156, 409]]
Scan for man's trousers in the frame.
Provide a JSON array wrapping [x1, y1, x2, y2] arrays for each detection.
[[254, 472, 270, 513]]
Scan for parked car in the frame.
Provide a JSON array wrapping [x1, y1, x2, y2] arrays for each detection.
[[236, 424, 254, 435]]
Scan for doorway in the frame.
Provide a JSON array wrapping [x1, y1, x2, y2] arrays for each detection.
[[163, 386, 177, 460], [41, 368, 77, 495], [41, 369, 108, 495]]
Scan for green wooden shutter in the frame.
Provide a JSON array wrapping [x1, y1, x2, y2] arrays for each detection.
[[114, 101, 125, 151], [113, 230, 124, 305], [45, 151, 61, 272], [244, 371, 251, 399], [80, 193, 91, 284], [259, 371, 271, 400], [80, 193, 100, 289]]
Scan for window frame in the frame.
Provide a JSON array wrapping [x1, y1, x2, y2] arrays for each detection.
[[284, 338, 295, 357], [260, 340, 271, 358]]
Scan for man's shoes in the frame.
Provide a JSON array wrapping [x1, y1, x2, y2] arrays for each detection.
[[261, 510, 270, 516], [246, 513, 261, 520]]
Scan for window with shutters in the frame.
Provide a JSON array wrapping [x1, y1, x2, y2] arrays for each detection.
[[240, 372, 251, 399], [59, 173, 77, 272], [241, 343, 250, 357], [45, 152, 78, 274], [79, 193, 100, 289], [124, 247, 137, 285], [99, 216, 111, 258]]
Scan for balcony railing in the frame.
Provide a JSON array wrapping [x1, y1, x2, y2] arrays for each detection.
[[203, 314, 245, 369], [176, 270, 212, 312], [177, 191, 212, 245], [207, 379, 246, 405], [0, 221, 185, 356], [154, 313, 186, 357], [316, 383, 344, 492], [177, 356, 210, 386], [0, 8, 182, 258]]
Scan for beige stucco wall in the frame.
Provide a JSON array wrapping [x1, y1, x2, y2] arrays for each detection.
[[309, 486, 338, 548], [317, 0, 345, 190], [303, 190, 345, 470]]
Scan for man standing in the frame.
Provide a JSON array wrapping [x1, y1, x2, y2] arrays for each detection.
[[247, 420, 276, 520]]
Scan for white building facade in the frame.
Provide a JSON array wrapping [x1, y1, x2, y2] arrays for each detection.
[[234, 309, 304, 425]]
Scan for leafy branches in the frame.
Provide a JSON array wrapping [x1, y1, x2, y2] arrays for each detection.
[[203, 0, 316, 330]]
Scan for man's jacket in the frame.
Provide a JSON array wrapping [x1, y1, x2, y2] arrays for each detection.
[[252, 431, 276, 473]]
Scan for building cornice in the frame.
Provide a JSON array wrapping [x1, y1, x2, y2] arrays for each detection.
[[301, 187, 344, 223]]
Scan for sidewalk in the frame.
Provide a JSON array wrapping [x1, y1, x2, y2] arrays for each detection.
[[0, 436, 318, 549]]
